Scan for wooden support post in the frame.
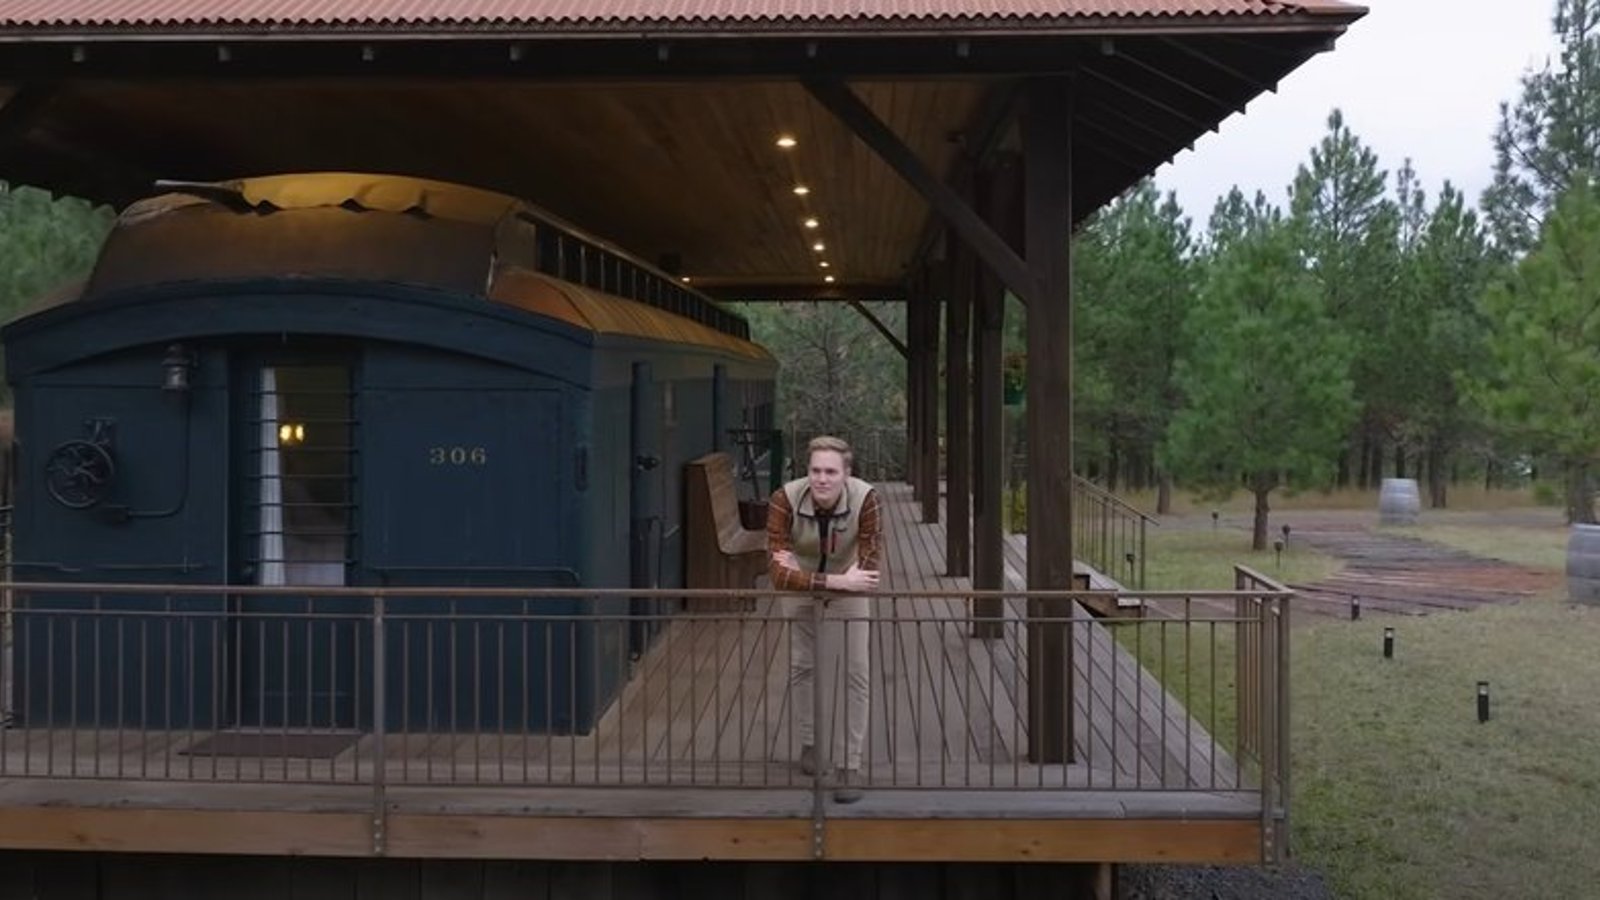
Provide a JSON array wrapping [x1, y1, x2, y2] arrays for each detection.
[[1023, 77, 1076, 765], [971, 158, 1020, 637], [906, 279, 923, 490], [920, 272, 943, 525], [945, 224, 973, 577]]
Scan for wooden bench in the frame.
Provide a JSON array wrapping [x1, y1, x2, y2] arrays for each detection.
[[684, 452, 767, 611]]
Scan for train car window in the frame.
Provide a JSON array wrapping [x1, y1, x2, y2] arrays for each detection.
[[255, 365, 354, 587], [536, 224, 559, 276], [561, 237, 581, 282], [583, 247, 600, 289]]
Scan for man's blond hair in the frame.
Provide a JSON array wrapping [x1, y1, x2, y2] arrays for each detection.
[[807, 435, 854, 472]]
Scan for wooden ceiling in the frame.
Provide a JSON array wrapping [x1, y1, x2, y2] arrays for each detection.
[[4, 79, 983, 293], [0, 24, 1361, 301]]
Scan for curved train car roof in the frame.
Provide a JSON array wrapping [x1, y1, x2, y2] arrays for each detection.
[[74, 172, 772, 362]]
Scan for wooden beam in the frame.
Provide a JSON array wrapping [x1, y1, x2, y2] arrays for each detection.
[[971, 156, 1021, 637], [702, 283, 905, 303], [0, 806, 1260, 864], [1156, 35, 1269, 87], [0, 807, 373, 857], [915, 272, 928, 490], [823, 819, 1260, 863], [847, 299, 907, 359], [386, 815, 813, 861], [1075, 91, 1199, 154], [1022, 77, 1076, 766], [919, 268, 942, 525], [945, 221, 973, 577], [1079, 65, 1210, 133], [803, 78, 1035, 304], [1110, 48, 1238, 114], [1073, 107, 1173, 161], [910, 80, 1023, 267]]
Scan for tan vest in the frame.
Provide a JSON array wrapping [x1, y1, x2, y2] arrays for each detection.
[[783, 476, 874, 576]]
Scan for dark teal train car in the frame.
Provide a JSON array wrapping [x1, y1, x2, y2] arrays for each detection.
[[3, 173, 776, 733]]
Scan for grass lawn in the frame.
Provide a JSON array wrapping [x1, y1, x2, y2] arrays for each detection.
[[1112, 529, 1344, 750], [1118, 485, 1547, 516], [1292, 594, 1600, 899], [1135, 516, 1600, 898], [1143, 526, 1345, 591]]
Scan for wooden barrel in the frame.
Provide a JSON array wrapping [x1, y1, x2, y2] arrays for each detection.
[[1566, 524, 1600, 605], [1378, 477, 1420, 526]]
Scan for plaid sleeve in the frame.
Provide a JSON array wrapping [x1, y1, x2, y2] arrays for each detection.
[[767, 488, 825, 592], [856, 488, 883, 573]]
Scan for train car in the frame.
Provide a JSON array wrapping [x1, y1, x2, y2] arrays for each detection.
[[2, 172, 777, 733]]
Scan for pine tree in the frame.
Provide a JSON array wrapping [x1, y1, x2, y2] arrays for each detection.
[[1472, 183, 1600, 523], [1483, 0, 1600, 255], [1288, 109, 1400, 488], [1072, 180, 1193, 505], [1406, 184, 1497, 507], [0, 183, 114, 405], [1163, 192, 1358, 549]]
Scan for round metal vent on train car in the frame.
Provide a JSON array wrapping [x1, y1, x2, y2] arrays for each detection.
[[44, 439, 116, 509]]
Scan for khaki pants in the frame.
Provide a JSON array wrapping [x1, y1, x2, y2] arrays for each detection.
[[785, 595, 870, 771]]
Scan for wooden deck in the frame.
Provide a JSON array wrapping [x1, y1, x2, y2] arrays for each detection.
[[0, 483, 1260, 863]]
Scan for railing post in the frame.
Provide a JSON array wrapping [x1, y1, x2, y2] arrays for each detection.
[[810, 596, 826, 860], [1138, 517, 1147, 590], [0, 580, 12, 727], [371, 591, 387, 856], [1275, 593, 1292, 861], [1100, 496, 1110, 575], [1258, 591, 1273, 864]]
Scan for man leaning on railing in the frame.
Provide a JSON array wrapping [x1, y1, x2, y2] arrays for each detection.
[[767, 435, 882, 804]]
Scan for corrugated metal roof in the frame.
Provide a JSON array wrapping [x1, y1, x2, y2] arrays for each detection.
[[0, 1, 1357, 31]]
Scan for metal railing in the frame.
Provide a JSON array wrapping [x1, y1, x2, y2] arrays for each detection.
[[0, 580, 1293, 858], [0, 505, 11, 728], [1073, 476, 1157, 589], [1234, 565, 1291, 862]]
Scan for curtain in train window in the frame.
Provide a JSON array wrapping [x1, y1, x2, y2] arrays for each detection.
[[257, 366, 353, 586]]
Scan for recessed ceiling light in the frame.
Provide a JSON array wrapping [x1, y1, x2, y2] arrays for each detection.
[[803, 218, 820, 229], [793, 185, 810, 196], [680, 276, 692, 283], [824, 275, 836, 284], [812, 242, 825, 252], [776, 135, 798, 149], [819, 261, 830, 268]]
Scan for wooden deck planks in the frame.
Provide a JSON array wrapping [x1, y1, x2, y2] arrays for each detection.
[[878, 483, 1238, 790]]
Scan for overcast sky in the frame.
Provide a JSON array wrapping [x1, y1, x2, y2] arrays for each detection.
[[1154, 0, 1564, 224]]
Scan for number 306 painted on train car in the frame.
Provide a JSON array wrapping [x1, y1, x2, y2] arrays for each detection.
[[429, 446, 488, 466]]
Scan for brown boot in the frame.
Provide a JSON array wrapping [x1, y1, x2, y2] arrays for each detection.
[[832, 767, 862, 804], [799, 744, 828, 777]]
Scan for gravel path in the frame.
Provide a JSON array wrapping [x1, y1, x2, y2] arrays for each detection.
[[1119, 861, 1337, 900]]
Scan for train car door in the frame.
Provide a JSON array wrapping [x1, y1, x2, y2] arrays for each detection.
[[360, 379, 568, 732], [629, 361, 664, 656], [233, 359, 360, 728]]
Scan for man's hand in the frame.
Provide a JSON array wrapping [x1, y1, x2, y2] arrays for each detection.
[[830, 563, 879, 593], [772, 549, 798, 571]]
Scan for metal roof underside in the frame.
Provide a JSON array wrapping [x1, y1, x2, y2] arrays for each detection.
[[0, 0, 1365, 301]]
